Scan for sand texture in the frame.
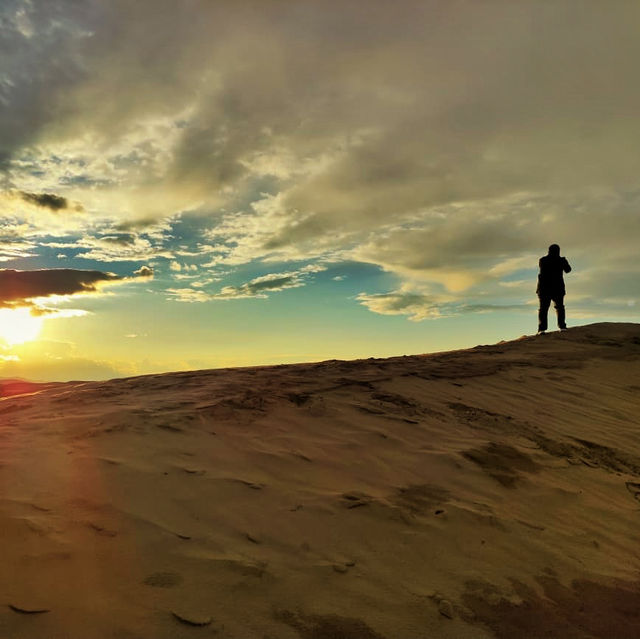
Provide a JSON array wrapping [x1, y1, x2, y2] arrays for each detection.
[[0, 322, 639, 638]]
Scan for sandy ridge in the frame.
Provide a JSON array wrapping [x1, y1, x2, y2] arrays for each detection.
[[0, 322, 639, 638]]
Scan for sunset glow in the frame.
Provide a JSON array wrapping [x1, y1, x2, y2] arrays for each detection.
[[0, 2, 638, 381], [0, 308, 44, 346]]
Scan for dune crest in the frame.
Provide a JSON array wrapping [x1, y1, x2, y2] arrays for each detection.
[[0, 322, 639, 638]]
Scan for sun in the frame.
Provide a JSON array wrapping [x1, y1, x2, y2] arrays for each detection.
[[0, 308, 44, 346]]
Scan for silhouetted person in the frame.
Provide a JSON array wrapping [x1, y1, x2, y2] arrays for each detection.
[[537, 244, 571, 334]]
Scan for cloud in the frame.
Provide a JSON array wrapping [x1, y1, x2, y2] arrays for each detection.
[[0, 189, 87, 241], [2, 1, 640, 322], [28, 306, 88, 319], [350, 189, 640, 298], [0, 239, 37, 262], [167, 264, 325, 302], [0, 267, 152, 307], [169, 261, 197, 273], [18, 190, 79, 212], [357, 288, 527, 322], [214, 264, 325, 299], [98, 234, 136, 246], [164, 287, 212, 303], [357, 290, 445, 322], [42, 234, 175, 262], [216, 272, 307, 299], [8, 3, 637, 202], [133, 265, 153, 278]]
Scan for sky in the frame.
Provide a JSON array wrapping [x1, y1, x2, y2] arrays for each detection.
[[0, 0, 639, 381]]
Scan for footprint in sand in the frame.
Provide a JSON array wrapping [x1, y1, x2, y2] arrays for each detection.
[[291, 451, 312, 462], [462, 442, 539, 488], [287, 392, 311, 406], [171, 608, 217, 627], [173, 531, 192, 540], [340, 492, 373, 509], [22, 517, 54, 536], [29, 503, 52, 512], [99, 458, 121, 466], [157, 423, 184, 433], [87, 522, 118, 537], [8, 603, 50, 614], [273, 609, 385, 639], [235, 479, 265, 490], [143, 572, 183, 588], [428, 592, 458, 620], [625, 482, 640, 502], [333, 559, 357, 573], [392, 483, 449, 516]]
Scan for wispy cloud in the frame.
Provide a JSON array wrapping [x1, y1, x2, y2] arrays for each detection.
[[357, 288, 528, 322], [167, 264, 325, 302], [0, 239, 37, 262], [41, 231, 176, 262], [357, 290, 446, 322]]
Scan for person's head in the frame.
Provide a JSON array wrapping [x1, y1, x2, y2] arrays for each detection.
[[548, 244, 560, 256]]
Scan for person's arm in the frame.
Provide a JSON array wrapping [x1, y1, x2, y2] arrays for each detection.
[[562, 257, 571, 273]]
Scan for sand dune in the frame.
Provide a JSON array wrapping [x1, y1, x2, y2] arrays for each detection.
[[0, 322, 639, 638]]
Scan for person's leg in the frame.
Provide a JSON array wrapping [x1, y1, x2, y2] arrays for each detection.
[[553, 295, 566, 329], [538, 296, 551, 332]]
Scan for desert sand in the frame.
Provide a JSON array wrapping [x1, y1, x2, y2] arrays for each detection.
[[0, 322, 639, 638]]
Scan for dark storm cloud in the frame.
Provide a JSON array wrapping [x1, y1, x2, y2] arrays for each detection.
[[0, 267, 152, 305]]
